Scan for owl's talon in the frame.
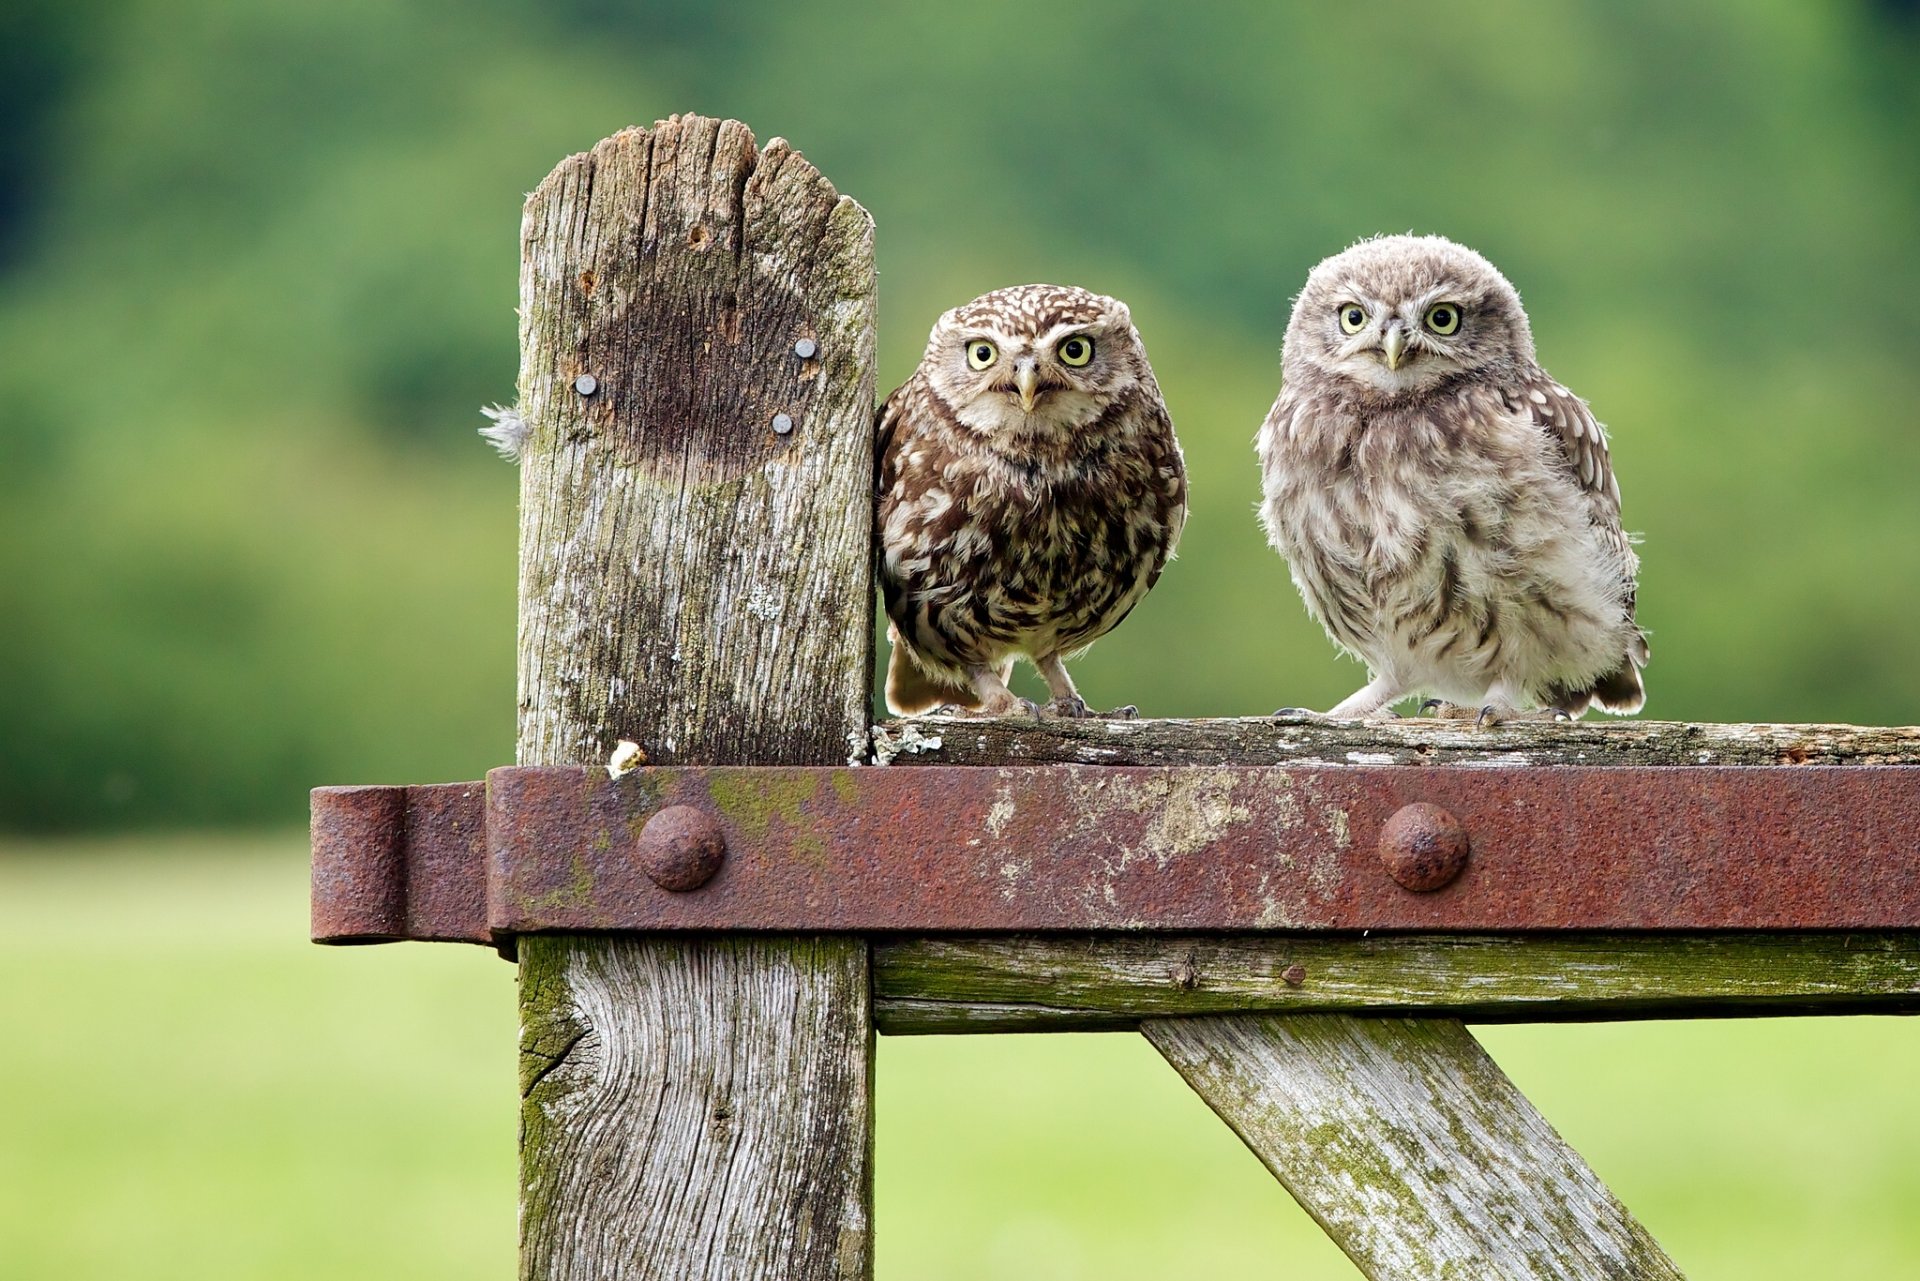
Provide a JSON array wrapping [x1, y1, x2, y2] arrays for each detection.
[[938, 696, 1042, 719], [1104, 704, 1140, 721], [1471, 704, 1574, 729], [1414, 701, 1481, 721], [1043, 695, 1091, 719], [992, 696, 1044, 719]]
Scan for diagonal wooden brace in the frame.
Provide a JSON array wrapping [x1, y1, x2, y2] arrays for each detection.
[[1148, 1014, 1687, 1280]]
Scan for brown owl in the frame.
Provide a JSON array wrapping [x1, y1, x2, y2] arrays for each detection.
[[877, 284, 1187, 717], [1258, 235, 1646, 723]]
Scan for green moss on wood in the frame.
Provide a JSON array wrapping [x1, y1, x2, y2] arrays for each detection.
[[707, 769, 833, 864], [516, 935, 589, 1262], [874, 932, 1920, 1033]]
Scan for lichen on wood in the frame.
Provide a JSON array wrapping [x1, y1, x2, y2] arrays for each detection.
[[875, 714, 1920, 768], [1146, 1014, 1687, 1280]]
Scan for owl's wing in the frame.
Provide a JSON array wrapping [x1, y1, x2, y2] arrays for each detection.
[[874, 380, 909, 495], [1501, 368, 1645, 653], [1501, 369, 1620, 513]]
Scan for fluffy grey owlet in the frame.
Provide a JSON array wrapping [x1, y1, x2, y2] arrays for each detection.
[[877, 284, 1187, 717], [1257, 235, 1647, 723]]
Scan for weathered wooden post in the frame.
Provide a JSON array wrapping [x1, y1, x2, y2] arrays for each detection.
[[510, 115, 876, 1280]]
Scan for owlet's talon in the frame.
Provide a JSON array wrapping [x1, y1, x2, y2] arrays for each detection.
[[1044, 695, 1091, 719], [960, 694, 1041, 719], [1104, 704, 1140, 721], [1472, 704, 1574, 729], [944, 702, 1036, 722]]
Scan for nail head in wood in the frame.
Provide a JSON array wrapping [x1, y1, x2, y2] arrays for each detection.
[[793, 338, 818, 359], [636, 804, 727, 891], [573, 372, 599, 396], [1380, 802, 1470, 891], [771, 412, 795, 435]]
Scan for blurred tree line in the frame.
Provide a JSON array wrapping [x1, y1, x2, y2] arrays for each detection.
[[1, 0, 1916, 830]]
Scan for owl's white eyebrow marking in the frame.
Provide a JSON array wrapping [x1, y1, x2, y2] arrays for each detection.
[[1411, 283, 1464, 310], [1037, 321, 1095, 348]]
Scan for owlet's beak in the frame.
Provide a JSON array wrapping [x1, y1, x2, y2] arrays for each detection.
[[1380, 320, 1408, 371], [1014, 359, 1040, 413]]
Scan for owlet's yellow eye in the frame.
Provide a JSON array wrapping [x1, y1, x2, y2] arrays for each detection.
[[1057, 334, 1094, 367], [1337, 304, 1368, 335], [966, 340, 998, 371], [1424, 303, 1462, 335]]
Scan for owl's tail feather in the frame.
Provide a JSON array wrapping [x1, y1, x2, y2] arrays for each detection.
[[1593, 624, 1653, 715], [884, 638, 979, 716], [1546, 640, 1647, 717], [1586, 658, 1646, 716]]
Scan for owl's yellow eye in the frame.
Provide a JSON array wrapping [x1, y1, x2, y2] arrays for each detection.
[[1057, 334, 1094, 367], [1337, 304, 1368, 335], [1424, 303, 1462, 335], [966, 340, 998, 371]]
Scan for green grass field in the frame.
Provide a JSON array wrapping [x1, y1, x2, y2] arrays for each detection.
[[2, 836, 1915, 1279]]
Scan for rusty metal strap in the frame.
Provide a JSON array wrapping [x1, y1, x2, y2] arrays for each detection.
[[310, 763, 1920, 946]]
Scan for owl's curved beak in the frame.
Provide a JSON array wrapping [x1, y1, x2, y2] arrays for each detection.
[[1013, 359, 1040, 413], [1380, 321, 1409, 371]]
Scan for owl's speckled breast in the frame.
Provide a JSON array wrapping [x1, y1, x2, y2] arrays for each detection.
[[878, 376, 1184, 679], [881, 422, 1182, 671]]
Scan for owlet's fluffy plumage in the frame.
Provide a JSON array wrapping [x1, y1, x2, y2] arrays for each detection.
[[1257, 235, 1647, 722], [877, 284, 1187, 717]]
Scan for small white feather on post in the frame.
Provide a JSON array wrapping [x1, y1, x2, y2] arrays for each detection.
[[478, 403, 528, 461]]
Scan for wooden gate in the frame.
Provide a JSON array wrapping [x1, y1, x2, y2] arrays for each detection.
[[310, 114, 1920, 1280]]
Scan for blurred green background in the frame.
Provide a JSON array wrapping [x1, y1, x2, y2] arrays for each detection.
[[3, 1, 1917, 1276]]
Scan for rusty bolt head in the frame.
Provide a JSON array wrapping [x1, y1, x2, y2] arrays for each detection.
[[1379, 802, 1470, 892], [636, 805, 726, 892]]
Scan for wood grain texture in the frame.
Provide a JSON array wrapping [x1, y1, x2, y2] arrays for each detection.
[[521, 937, 871, 1281], [518, 114, 876, 768], [874, 715, 1920, 768], [513, 115, 875, 1281], [873, 932, 1920, 1033], [1145, 1014, 1687, 1280]]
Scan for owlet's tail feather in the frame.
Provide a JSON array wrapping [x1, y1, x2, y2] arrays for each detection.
[[884, 633, 979, 715]]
